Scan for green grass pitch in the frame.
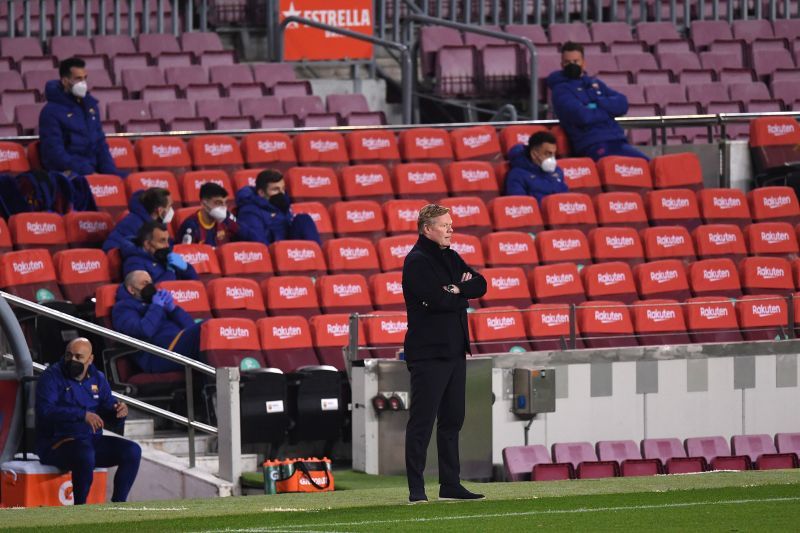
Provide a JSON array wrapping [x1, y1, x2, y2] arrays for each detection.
[[2, 469, 800, 532]]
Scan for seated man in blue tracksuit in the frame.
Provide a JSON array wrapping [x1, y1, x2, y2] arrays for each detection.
[[103, 188, 174, 254], [547, 42, 649, 162], [505, 131, 569, 203], [177, 182, 241, 246], [234, 169, 321, 246], [35, 337, 141, 504], [122, 220, 197, 283], [38, 57, 125, 177], [111, 270, 203, 373]]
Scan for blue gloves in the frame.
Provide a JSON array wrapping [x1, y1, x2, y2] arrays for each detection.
[[151, 289, 174, 310], [166, 252, 188, 271]]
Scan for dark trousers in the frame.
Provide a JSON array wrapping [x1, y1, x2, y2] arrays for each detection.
[[581, 140, 650, 161], [39, 435, 142, 504], [135, 322, 203, 373], [405, 356, 466, 493], [289, 213, 321, 245]]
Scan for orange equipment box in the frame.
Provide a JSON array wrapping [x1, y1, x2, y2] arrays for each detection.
[[1, 460, 107, 507]]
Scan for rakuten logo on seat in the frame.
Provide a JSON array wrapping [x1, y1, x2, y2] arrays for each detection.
[[708, 232, 738, 246], [390, 244, 413, 258], [767, 123, 796, 137], [170, 289, 200, 303], [563, 166, 591, 180], [70, 260, 101, 274], [151, 145, 182, 158], [78, 220, 109, 233], [26, 222, 57, 235], [287, 248, 316, 262], [332, 284, 362, 297], [225, 286, 255, 299], [487, 316, 515, 330], [12, 260, 44, 275], [414, 137, 445, 150], [309, 140, 340, 153], [257, 140, 287, 153], [655, 234, 685, 248], [219, 326, 250, 339], [558, 202, 588, 215], [233, 251, 263, 264], [301, 175, 331, 188], [605, 235, 635, 249], [139, 177, 169, 189], [491, 277, 521, 290], [545, 273, 573, 287], [597, 272, 626, 286], [407, 171, 437, 185], [763, 195, 791, 209], [278, 286, 308, 299], [203, 143, 234, 157], [540, 313, 569, 327], [90, 184, 119, 198], [552, 238, 581, 251], [326, 323, 349, 337], [594, 310, 623, 324], [608, 201, 638, 214], [380, 319, 407, 334], [650, 270, 678, 284], [752, 304, 782, 318], [354, 173, 384, 187], [703, 268, 730, 282], [661, 197, 690, 210], [613, 164, 644, 178], [181, 252, 210, 264], [450, 242, 476, 255], [109, 146, 128, 159], [272, 325, 302, 339], [699, 306, 728, 319], [460, 169, 491, 183], [498, 242, 529, 255], [361, 137, 391, 151], [462, 134, 492, 149], [712, 196, 741, 210], [756, 266, 785, 279], [646, 308, 676, 322], [339, 247, 370, 260], [504, 205, 534, 218], [397, 209, 419, 222], [345, 210, 376, 224], [760, 231, 790, 245]]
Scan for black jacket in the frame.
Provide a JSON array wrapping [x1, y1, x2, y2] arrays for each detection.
[[402, 235, 487, 361]]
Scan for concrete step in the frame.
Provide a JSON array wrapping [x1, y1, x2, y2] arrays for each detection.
[[135, 434, 217, 456], [123, 418, 155, 439], [176, 453, 261, 475]]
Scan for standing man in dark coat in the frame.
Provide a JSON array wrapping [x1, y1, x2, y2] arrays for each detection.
[[402, 204, 487, 503]]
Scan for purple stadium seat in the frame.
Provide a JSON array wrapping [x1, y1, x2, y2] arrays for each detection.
[[654, 39, 693, 55], [90, 87, 124, 119], [155, 52, 193, 69], [14, 102, 44, 134], [420, 26, 463, 78], [770, 69, 800, 82], [185, 83, 224, 101], [112, 53, 149, 84], [0, 58, 11, 72], [171, 117, 208, 131], [137, 33, 181, 59], [50, 35, 94, 61], [502, 445, 572, 482], [679, 69, 715, 85], [772, 19, 800, 40], [0, 36, 43, 62], [597, 71, 631, 86], [505, 24, 549, 45], [687, 83, 730, 110], [690, 20, 733, 50], [227, 83, 264, 100], [729, 82, 771, 104], [121, 66, 166, 96], [732, 19, 774, 43], [747, 99, 784, 113], [635, 70, 672, 85], [107, 100, 150, 126], [125, 119, 163, 133], [591, 22, 634, 43], [215, 116, 253, 130], [180, 32, 224, 56], [23, 69, 57, 92], [719, 68, 756, 84], [481, 45, 523, 93], [345, 112, 387, 126], [731, 434, 798, 470], [87, 68, 113, 89], [0, 103, 12, 123], [463, 25, 506, 48], [616, 52, 659, 73], [641, 438, 705, 473], [658, 52, 702, 73], [0, 123, 21, 136], [552, 442, 617, 479], [636, 21, 681, 47], [772, 80, 800, 106], [436, 45, 479, 97], [198, 50, 236, 68], [302, 114, 340, 128], [751, 38, 793, 54], [707, 101, 747, 137], [625, 103, 659, 144], [239, 96, 283, 119], [92, 35, 136, 58], [665, 102, 706, 139], [0, 90, 37, 123], [685, 436, 750, 471], [586, 53, 619, 74], [645, 84, 687, 105], [549, 22, 591, 44], [327, 93, 369, 118], [209, 64, 254, 90], [616, 84, 647, 105], [150, 99, 195, 124], [141, 85, 179, 102], [165, 66, 209, 91], [775, 432, 800, 460], [259, 116, 296, 129], [196, 98, 240, 124], [283, 95, 324, 120], [596, 440, 660, 477], [18, 55, 56, 74], [752, 49, 796, 78], [709, 39, 748, 67], [700, 50, 744, 71], [251, 63, 297, 91], [0, 71, 24, 93], [271, 81, 312, 99], [608, 42, 647, 56]]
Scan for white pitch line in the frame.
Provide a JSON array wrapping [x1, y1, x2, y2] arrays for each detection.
[[202, 495, 800, 533], [100, 506, 189, 511]]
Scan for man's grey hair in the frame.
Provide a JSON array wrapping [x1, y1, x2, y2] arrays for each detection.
[[417, 204, 451, 235]]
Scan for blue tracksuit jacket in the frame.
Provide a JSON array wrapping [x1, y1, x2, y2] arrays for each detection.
[[504, 144, 569, 203]]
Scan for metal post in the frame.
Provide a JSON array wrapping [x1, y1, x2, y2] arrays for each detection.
[[683, 0, 690, 27], [727, 0, 734, 23], [569, 303, 576, 349], [562, 0, 569, 23], [754, 0, 762, 19], [114, 0, 121, 34], [185, 365, 196, 468], [534, 0, 542, 25], [610, 0, 617, 22], [187, 0, 194, 32], [624, 0, 632, 24], [128, 0, 135, 37], [142, 0, 149, 33], [741, 0, 748, 20], [171, 0, 178, 37], [669, 0, 676, 25], [84, 0, 91, 36], [491, 0, 499, 25], [55, 0, 62, 36], [547, 0, 555, 25], [24, 0, 31, 38], [768, 0, 776, 21], [69, 0, 77, 36], [712, 0, 718, 19], [504, 0, 512, 25], [784, 0, 790, 19], [347, 313, 360, 365], [788, 293, 795, 339], [594, 0, 602, 22], [201, 0, 208, 31], [99, 0, 106, 35], [38, 0, 46, 41], [216, 367, 241, 490], [393, 0, 401, 45]]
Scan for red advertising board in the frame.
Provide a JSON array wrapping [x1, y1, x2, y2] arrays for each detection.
[[280, 0, 374, 61]]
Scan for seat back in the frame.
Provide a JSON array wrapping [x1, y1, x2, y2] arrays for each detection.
[[392, 162, 448, 200], [641, 437, 687, 465], [577, 300, 637, 348], [316, 273, 372, 314], [53, 248, 111, 304], [126, 171, 181, 205], [683, 297, 742, 342], [293, 132, 349, 168], [552, 441, 597, 469], [630, 299, 690, 345], [445, 161, 499, 200], [330, 200, 385, 240], [731, 434, 778, 464], [641, 226, 696, 261], [736, 294, 789, 341], [173, 243, 222, 280], [450, 125, 501, 161], [345, 130, 400, 165], [136, 136, 191, 173], [502, 444, 553, 481], [188, 135, 243, 170], [747, 186, 800, 225], [487, 195, 545, 232], [200, 318, 265, 369], [257, 315, 319, 372], [535, 229, 591, 266], [8, 212, 67, 252], [748, 117, 800, 173], [270, 240, 326, 276], [363, 310, 408, 359], [650, 152, 704, 190], [285, 166, 341, 206], [597, 156, 653, 193], [62, 211, 113, 248], [744, 222, 799, 258], [479, 267, 531, 307], [215, 242, 273, 280], [340, 164, 394, 201], [449, 234, 485, 267], [645, 188, 702, 231], [684, 436, 732, 464], [383, 199, 428, 235], [558, 158, 602, 195], [86, 174, 128, 217], [481, 231, 538, 269], [697, 188, 752, 228], [398, 128, 454, 163], [541, 193, 598, 231], [469, 306, 530, 354], [529, 262, 585, 304], [438, 196, 491, 236], [739, 256, 794, 295], [369, 271, 404, 310], [207, 277, 266, 319], [157, 280, 212, 319], [308, 313, 365, 370], [0, 141, 30, 172], [180, 170, 234, 206], [693, 224, 747, 261], [524, 303, 583, 350], [240, 133, 297, 170], [687, 258, 742, 298], [582, 262, 638, 304], [634, 259, 691, 300], [377, 235, 416, 272], [588, 227, 644, 265], [593, 192, 649, 229], [596, 440, 642, 462]]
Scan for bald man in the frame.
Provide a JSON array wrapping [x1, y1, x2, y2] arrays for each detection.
[[35, 338, 141, 504]]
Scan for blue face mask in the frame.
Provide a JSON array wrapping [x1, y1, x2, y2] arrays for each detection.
[[563, 63, 582, 80]]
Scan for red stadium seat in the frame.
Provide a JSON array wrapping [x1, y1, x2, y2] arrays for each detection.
[[481, 231, 538, 270], [479, 267, 532, 308], [450, 125, 501, 161], [0, 217, 11, 252], [180, 170, 234, 206], [309, 313, 364, 370], [293, 131, 349, 169], [392, 162, 448, 200], [292, 201, 334, 243], [634, 259, 692, 301], [731, 434, 798, 470], [240, 132, 297, 172], [383, 199, 428, 235], [524, 303, 584, 350], [739, 256, 794, 295], [63, 211, 113, 248], [534, 229, 591, 266], [577, 300, 637, 348], [449, 234, 485, 267], [215, 242, 273, 281], [232, 169, 260, 192], [86, 174, 127, 219], [345, 130, 400, 166], [650, 152, 704, 190], [188, 135, 243, 171], [256, 316, 319, 372], [444, 161, 499, 202], [105, 137, 139, 171], [552, 441, 618, 479], [261, 275, 320, 318], [469, 306, 531, 354], [596, 156, 653, 194], [340, 164, 394, 202], [94, 283, 118, 328], [641, 226, 696, 262], [688, 258, 743, 299], [558, 158, 602, 195], [582, 262, 638, 304], [697, 188, 752, 228], [641, 437, 704, 474], [377, 234, 416, 272], [0, 249, 62, 302], [736, 294, 789, 341], [53, 248, 111, 305], [200, 318, 265, 369], [270, 240, 326, 276], [398, 128, 454, 164], [593, 192, 649, 230], [206, 277, 266, 319], [541, 192, 597, 232], [8, 212, 67, 253], [645, 188, 702, 231], [487, 196, 545, 232], [157, 280, 212, 319], [744, 222, 799, 259], [528, 262, 585, 305], [502, 443, 573, 481], [135, 136, 191, 175], [329, 200, 386, 241], [684, 297, 743, 343], [172, 243, 221, 282], [323, 238, 380, 277], [588, 227, 645, 266], [285, 166, 342, 207], [499, 124, 549, 154], [316, 273, 373, 314], [747, 186, 800, 225], [748, 117, 800, 182], [630, 299, 690, 346], [596, 439, 661, 477], [685, 436, 750, 471], [438, 196, 492, 237], [125, 171, 182, 206], [693, 224, 748, 262], [0, 141, 29, 172], [363, 310, 408, 359], [369, 271, 405, 310]]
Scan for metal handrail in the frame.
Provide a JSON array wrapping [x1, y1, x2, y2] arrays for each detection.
[[277, 16, 413, 125], [403, 12, 539, 120]]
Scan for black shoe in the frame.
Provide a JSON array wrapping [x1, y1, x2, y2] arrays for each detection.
[[408, 491, 428, 504], [439, 485, 485, 500]]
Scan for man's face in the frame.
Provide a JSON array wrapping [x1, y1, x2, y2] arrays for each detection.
[[561, 50, 585, 72], [65, 341, 93, 379], [261, 179, 286, 198], [201, 195, 227, 216], [424, 213, 454, 249], [127, 271, 153, 299], [143, 227, 170, 255], [61, 66, 88, 93], [529, 142, 557, 166], [155, 197, 173, 221]]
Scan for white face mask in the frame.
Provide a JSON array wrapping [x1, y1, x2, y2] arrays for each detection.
[[541, 157, 557, 173], [71, 81, 88, 99], [209, 206, 227, 222], [161, 207, 174, 224]]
